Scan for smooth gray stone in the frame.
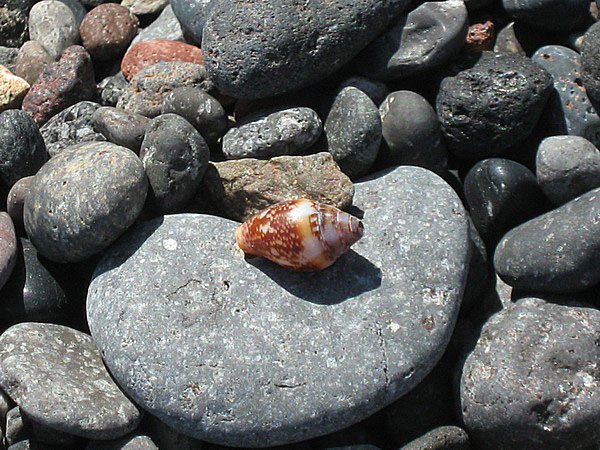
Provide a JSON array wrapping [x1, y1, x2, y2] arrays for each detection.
[[536, 136, 600, 206], [222, 107, 322, 160], [93, 106, 149, 153], [86, 431, 158, 449], [494, 187, 600, 292], [502, 0, 589, 31], [87, 165, 470, 447], [169, 0, 214, 46], [357, 0, 468, 81], [23, 142, 148, 263], [0, 323, 142, 439], [202, 0, 410, 98], [130, 5, 184, 47], [460, 297, 600, 449], [97, 71, 128, 107], [338, 76, 389, 107], [28, 1, 79, 60], [0, 212, 17, 291]]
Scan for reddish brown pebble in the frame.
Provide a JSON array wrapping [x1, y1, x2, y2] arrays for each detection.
[[121, 39, 203, 81], [7, 175, 33, 231], [465, 20, 495, 53], [80, 3, 139, 61], [0, 212, 17, 290], [21, 45, 96, 125]]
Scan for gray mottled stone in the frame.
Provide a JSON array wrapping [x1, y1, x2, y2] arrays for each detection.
[[0, 46, 19, 72], [0, 0, 35, 48], [28, 1, 79, 61], [582, 22, 600, 105], [140, 113, 209, 214], [494, 187, 600, 292], [401, 426, 470, 450], [129, 5, 183, 47], [56, 0, 86, 26], [202, 0, 409, 99], [97, 71, 128, 107], [23, 141, 148, 263], [460, 297, 600, 449], [0, 323, 142, 439], [357, 0, 468, 81], [536, 136, 600, 206], [40, 101, 106, 157], [121, 0, 167, 15], [87, 165, 470, 447], [6, 407, 28, 447], [325, 87, 381, 180], [0, 212, 17, 291], [14, 41, 53, 86], [222, 107, 322, 160], [93, 106, 149, 153]]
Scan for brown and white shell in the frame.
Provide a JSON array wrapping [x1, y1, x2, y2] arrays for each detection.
[[235, 199, 364, 271]]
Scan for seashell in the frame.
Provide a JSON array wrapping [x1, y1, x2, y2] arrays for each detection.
[[235, 199, 364, 271]]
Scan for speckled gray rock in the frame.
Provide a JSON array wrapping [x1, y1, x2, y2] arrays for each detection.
[[117, 61, 214, 118], [325, 87, 381, 180], [93, 106, 149, 152], [28, 1, 79, 61], [379, 90, 447, 173], [97, 71, 128, 107], [0, 212, 17, 290], [0, 109, 47, 187], [580, 22, 600, 107], [140, 114, 209, 214], [0, 46, 19, 72], [536, 136, 600, 205], [23, 141, 148, 263], [87, 165, 470, 447], [0, 323, 142, 439], [357, 0, 468, 81], [202, 0, 410, 98], [0, 0, 34, 48], [129, 5, 184, 47], [201, 152, 354, 222], [494, 187, 600, 292], [86, 431, 158, 449], [40, 101, 106, 157], [460, 297, 600, 449], [502, 0, 589, 31], [401, 426, 470, 450], [161, 87, 227, 147], [223, 107, 322, 160], [121, 0, 167, 15]]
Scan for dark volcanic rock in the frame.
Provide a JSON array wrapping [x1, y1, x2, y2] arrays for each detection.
[[502, 0, 589, 31], [581, 22, 600, 106]]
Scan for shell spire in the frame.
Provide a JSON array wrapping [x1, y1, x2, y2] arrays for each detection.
[[235, 199, 364, 271]]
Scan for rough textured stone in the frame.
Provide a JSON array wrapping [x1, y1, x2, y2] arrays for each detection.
[[140, 114, 209, 214], [0, 109, 47, 187], [14, 41, 53, 86], [121, 0, 167, 15], [357, 0, 468, 81], [401, 426, 471, 450], [122, 40, 203, 81], [494, 187, 600, 292], [169, 0, 216, 46], [80, 3, 138, 61], [502, 0, 589, 31], [460, 297, 600, 449], [436, 51, 553, 159], [23, 141, 148, 263], [0, 212, 17, 291], [580, 22, 600, 106], [21, 45, 96, 126], [0, 0, 35, 48], [129, 5, 184, 47], [0, 65, 28, 112], [324, 87, 381, 180], [93, 106, 149, 152], [40, 101, 106, 157], [28, 1, 79, 60], [0, 46, 19, 72], [0, 323, 142, 439], [202, 152, 354, 222], [97, 71, 128, 107], [7, 175, 33, 229], [87, 165, 470, 447], [465, 17, 495, 53], [202, 0, 410, 98]]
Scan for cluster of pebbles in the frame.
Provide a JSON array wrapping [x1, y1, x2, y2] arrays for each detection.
[[1, 0, 600, 448]]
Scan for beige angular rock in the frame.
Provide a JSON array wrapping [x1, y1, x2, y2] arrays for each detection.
[[121, 0, 168, 15], [0, 66, 29, 112]]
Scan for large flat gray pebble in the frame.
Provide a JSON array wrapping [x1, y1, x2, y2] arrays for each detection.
[[87, 165, 470, 447]]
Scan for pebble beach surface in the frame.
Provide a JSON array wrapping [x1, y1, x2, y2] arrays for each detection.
[[1, 0, 600, 449]]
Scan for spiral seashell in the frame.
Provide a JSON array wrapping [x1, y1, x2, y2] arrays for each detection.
[[235, 199, 364, 271]]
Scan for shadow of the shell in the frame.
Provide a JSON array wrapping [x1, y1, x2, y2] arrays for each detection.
[[246, 250, 382, 305]]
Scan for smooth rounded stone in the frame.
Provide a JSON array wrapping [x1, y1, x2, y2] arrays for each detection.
[[170, 0, 216, 46], [56, 0, 86, 26], [161, 87, 226, 147], [122, 0, 167, 15], [436, 51, 553, 159], [21, 409, 85, 447], [0, 65, 29, 112], [86, 431, 158, 449], [581, 22, 600, 106], [202, 0, 409, 99], [0, 322, 142, 439], [122, 40, 203, 81], [21, 45, 96, 126], [23, 141, 148, 263], [87, 165, 470, 447], [536, 136, 600, 206], [493, 22, 526, 56], [356, 0, 468, 81], [93, 106, 149, 153], [97, 71, 128, 107], [0, 212, 16, 291], [338, 76, 389, 107], [80, 3, 138, 61], [460, 297, 600, 449], [28, 1, 79, 61], [223, 107, 322, 160], [324, 87, 381, 180], [532, 45, 600, 148], [494, 187, 600, 292], [502, 0, 589, 31], [201, 152, 354, 222], [0, 109, 47, 187], [401, 426, 470, 450], [140, 114, 209, 214], [464, 158, 549, 251], [14, 41, 53, 86], [0, 46, 19, 73], [39, 101, 106, 157], [0, 0, 35, 48], [7, 176, 33, 229], [379, 90, 447, 173], [129, 5, 184, 47], [117, 61, 214, 118]]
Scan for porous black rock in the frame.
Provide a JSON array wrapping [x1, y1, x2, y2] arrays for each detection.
[[202, 0, 410, 98], [436, 51, 553, 159]]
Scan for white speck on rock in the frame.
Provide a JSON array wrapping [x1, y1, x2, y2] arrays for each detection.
[[163, 239, 178, 251]]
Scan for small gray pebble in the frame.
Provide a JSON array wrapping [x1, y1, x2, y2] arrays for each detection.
[[97, 71, 128, 107], [400, 426, 470, 450], [337, 76, 389, 107], [0, 46, 19, 73], [129, 5, 184, 47], [28, 1, 79, 60], [14, 41, 53, 86], [93, 106, 149, 153]]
